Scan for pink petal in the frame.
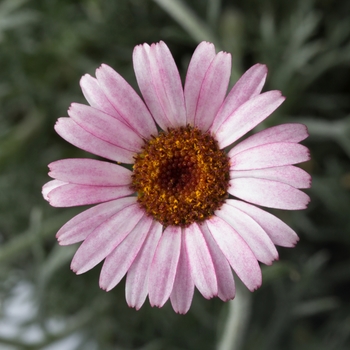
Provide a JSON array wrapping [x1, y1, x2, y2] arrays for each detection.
[[170, 230, 195, 314], [216, 204, 278, 265], [184, 224, 218, 299], [55, 118, 135, 163], [95, 64, 157, 139], [48, 158, 132, 186], [229, 177, 310, 210], [46, 183, 133, 207], [190, 51, 231, 131], [211, 63, 268, 132], [126, 221, 163, 310], [215, 91, 285, 148], [228, 123, 309, 157], [99, 215, 153, 291], [226, 199, 299, 247], [230, 143, 310, 171], [80, 74, 123, 120], [230, 165, 311, 189], [71, 203, 144, 274], [205, 217, 262, 291], [56, 197, 137, 246], [149, 226, 181, 308], [184, 42, 216, 126], [133, 41, 186, 129], [200, 224, 235, 301], [133, 44, 167, 130], [68, 103, 143, 152], [42, 180, 66, 201]]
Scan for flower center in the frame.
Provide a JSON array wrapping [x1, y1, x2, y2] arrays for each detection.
[[131, 125, 230, 227]]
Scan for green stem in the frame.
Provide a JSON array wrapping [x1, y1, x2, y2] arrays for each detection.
[[0, 211, 74, 263], [153, 0, 220, 46], [217, 281, 252, 350]]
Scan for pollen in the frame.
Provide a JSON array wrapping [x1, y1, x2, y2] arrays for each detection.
[[131, 125, 230, 227]]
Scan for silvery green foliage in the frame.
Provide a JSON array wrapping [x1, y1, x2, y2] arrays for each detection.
[[0, 0, 349, 349]]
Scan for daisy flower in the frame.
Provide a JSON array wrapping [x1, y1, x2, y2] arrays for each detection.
[[42, 41, 311, 314]]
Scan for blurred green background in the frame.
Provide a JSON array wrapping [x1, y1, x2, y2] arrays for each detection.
[[0, 0, 350, 349]]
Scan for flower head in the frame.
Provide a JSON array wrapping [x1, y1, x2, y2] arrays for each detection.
[[42, 41, 311, 314]]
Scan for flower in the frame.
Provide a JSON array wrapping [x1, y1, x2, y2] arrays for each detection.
[[42, 41, 311, 314]]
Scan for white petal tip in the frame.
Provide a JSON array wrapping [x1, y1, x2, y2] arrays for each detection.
[[96, 63, 110, 76], [79, 73, 93, 85], [305, 177, 312, 189], [70, 265, 79, 274], [287, 237, 300, 248], [101, 285, 111, 292], [134, 42, 150, 51], [199, 41, 215, 48], [99, 278, 117, 292], [245, 277, 262, 292], [253, 63, 268, 74], [42, 190, 49, 201], [54, 118, 62, 130], [71, 262, 87, 275], [264, 251, 280, 265], [249, 281, 262, 292], [150, 301, 167, 309], [219, 295, 236, 302], [174, 310, 188, 315]]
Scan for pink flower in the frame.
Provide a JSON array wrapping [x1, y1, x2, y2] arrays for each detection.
[[42, 41, 311, 314]]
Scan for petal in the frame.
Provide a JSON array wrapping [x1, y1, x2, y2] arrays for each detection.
[[95, 64, 157, 139], [80, 74, 123, 120], [42, 180, 66, 201], [126, 221, 163, 310], [133, 41, 186, 129], [229, 177, 310, 210], [226, 199, 299, 247], [230, 143, 310, 171], [205, 217, 262, 291], [215, 91, 285, 149], [184, 224, 218, 299], [184, 42, 216, 126], [46, 183, 133, 207], [170, 230, 195, 314], [149, 226, 181, 308], [200, 224, 235, 301], [48, 158, 132, 186], [68, 103, 143, 152], [216, 204, 278, 265], [190, 51, 231, 131], [71, 203, 144, 274], [230, 165, 312, 189], [211, 63, 268, 132], [56, 197, 137, 246], [228, 123, 309, 157], [99, 215, 153, 291], [55, 118, 135, 163]]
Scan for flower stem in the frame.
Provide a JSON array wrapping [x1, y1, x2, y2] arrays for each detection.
[[217, 280, 252, 350], [152, 0, 220, 46], [0, 210, 74, 263]]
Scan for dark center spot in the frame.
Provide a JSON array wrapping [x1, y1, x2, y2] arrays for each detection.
[[131, 125, 230, 227]]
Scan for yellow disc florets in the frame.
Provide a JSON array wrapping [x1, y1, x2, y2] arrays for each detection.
[[131, 125, 230, 227]]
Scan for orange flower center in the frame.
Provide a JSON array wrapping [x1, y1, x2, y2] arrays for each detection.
[[131, 125, 230, 227]]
